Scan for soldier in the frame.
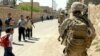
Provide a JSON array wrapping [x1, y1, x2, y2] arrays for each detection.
[[59, 2, 96, 56], [58, 10, 68, 41], [58, 10, 66, 25]]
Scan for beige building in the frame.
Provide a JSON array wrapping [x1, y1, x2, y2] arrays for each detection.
[[40, 6, 53, 14], [0, 0, 16, 7]]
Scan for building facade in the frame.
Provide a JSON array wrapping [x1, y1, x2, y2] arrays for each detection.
[[40, 6, 52, 14], [0, 0, 16, 7]]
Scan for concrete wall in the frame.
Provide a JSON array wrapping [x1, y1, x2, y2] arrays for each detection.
[[88, 3, 100, 40], [0, 7, 48, 26], [88, 4, 100, 55]]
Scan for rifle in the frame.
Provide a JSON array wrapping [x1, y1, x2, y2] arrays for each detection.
[[61, 29, 68, 44]]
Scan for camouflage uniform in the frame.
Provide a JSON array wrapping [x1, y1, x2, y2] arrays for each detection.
[[58, 10, 66, 25], [58, 10, 69, 41], [59, 2, 96, 56]]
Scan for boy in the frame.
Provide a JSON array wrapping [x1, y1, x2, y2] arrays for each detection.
[[0, 27, 15, 56], [17, 15, 26, 42]]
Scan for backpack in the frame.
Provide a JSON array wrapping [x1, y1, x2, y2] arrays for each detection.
[[72, 17, 89, 39], [0, 35, 10, 48]]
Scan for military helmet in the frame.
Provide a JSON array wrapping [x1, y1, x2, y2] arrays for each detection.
[[71, 2, 84, 12], [60, 10, 65, 15], [61, 10, 65, 14]]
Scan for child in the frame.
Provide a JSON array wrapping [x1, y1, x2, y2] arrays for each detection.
[[26, 17, 35, 40], [0, 27, 15, 56], [18, 15, 26, 42]]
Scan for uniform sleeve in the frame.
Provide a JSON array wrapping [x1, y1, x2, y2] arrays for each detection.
[[59, 19, 72, 36], [58, 15, 61, 23]]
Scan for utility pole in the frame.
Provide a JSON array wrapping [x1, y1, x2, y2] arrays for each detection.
[[52, 0, 57, 18], [31, 0, 33, 19], [52, 0, 53, 16]]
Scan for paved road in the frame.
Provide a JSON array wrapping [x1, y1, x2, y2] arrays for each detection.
[[0, 19, 64, 56]]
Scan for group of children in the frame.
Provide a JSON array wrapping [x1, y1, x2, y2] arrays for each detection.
[[18, 15, 35, 42], [0, 13, 35, 56]]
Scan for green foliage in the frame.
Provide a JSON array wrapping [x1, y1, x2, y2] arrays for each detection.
[[17, 5, 42, 12]]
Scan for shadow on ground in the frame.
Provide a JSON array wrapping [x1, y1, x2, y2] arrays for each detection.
[[13, 42, 24, 46], [30, 37, 40, 41]]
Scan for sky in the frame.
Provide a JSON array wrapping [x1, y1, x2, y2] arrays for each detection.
[[19, 0, 68, 10]]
